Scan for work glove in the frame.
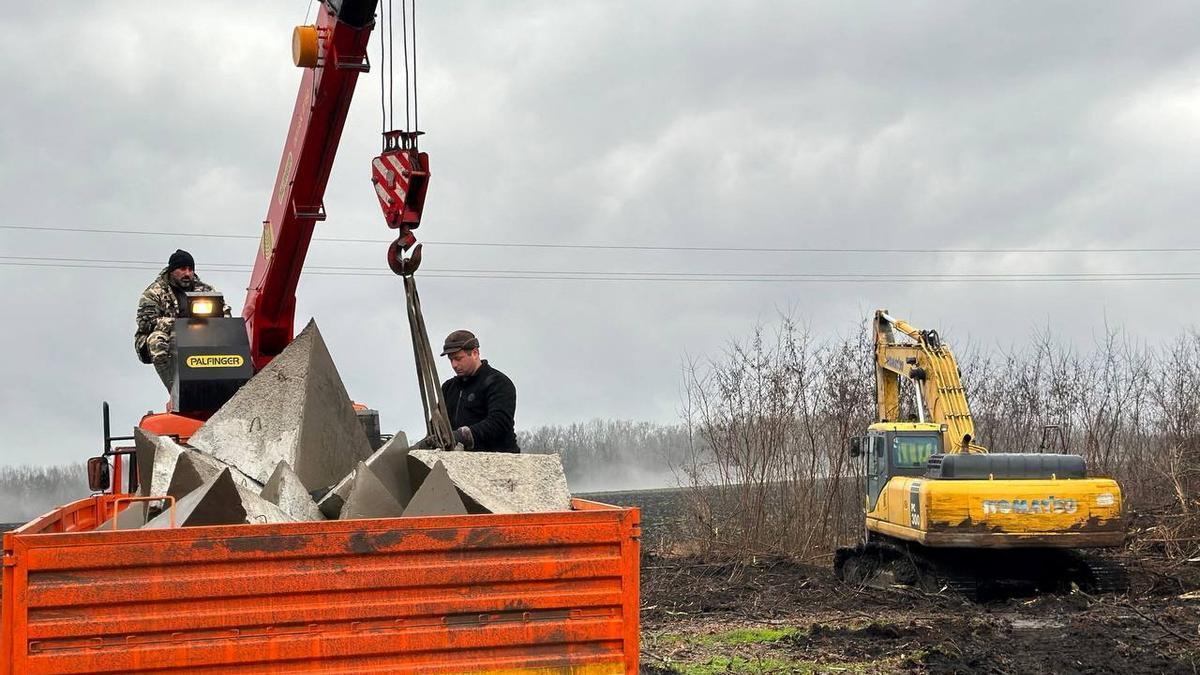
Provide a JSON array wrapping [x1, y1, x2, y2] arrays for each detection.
[[452, 426, 474, 450]]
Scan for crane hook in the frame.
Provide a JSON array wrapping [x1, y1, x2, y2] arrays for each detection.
[[388, 235, 421, 276]]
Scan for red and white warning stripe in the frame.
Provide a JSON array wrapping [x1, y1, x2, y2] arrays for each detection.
[[371, 151, 416, 209]]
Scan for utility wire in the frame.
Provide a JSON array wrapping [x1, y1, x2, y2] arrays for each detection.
[[2, 265, 1195, 283], [2, 258, 1198, 283], [3, 254, 1200, 279], [1, 225, 1196, 255]]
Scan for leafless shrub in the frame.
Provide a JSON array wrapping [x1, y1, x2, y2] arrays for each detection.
[[679, 315, 871, 558]]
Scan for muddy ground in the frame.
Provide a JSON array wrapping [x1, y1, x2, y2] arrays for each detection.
[[638, 551, 1200, 674]]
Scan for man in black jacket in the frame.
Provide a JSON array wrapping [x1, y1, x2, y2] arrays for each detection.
[[440, 330, 520, 453]]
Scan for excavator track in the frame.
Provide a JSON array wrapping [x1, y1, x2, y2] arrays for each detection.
[[1076, 551, 1130, 595], [835, 537, 1127, 600], [835, 540, 978, 598]]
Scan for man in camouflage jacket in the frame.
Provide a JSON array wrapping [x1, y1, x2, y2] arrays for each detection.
[[134, 249, 224, 390]]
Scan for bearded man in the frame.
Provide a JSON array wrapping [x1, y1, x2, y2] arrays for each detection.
[[134, 249, 224, 390]]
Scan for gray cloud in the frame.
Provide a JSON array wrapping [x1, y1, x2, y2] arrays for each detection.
[[2, 2, 1199, 466]]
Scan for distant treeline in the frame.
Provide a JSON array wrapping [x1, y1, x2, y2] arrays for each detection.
[[0, 464, 89, 523], [519, 419, 688, 492]]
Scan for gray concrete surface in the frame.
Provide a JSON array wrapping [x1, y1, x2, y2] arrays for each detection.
[[236, 484, 296, 525], [167, 450, 260, 499], [402, 460, 468, 517], [188, 320, 373, 490], [143, 468, 246, 528], [339, 462, 405, 520], [96, 501, 149, 530], [134, 428, 185, 498], [317, 431, 411, 518], [408, 450, 572, 514], [261, 461, 325, 521]]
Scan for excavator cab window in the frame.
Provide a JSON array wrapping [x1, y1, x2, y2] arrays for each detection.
[[866, 434, 887, 511], [891, 433, 940, 475]]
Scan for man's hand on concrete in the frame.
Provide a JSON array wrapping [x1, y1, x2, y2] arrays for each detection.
[[453, 426, 474, 450]]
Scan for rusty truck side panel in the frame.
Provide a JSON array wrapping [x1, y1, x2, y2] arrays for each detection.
[[2, 496, 639, 674]]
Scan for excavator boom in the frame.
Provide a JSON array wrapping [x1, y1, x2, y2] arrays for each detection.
[[874, 309, 983, 454]]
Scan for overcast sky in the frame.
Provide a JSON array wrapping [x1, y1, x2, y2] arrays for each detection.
[[2, 2, 1198, 467]]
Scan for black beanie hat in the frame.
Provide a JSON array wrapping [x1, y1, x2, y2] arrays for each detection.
[[168, 249, 195, 272]]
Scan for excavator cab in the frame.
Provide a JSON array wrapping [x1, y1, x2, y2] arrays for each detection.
[[852, 423, 944, 511], [837, 310, 1127, 597]]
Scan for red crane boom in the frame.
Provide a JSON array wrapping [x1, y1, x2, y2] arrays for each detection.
[[243, 0, 379, 370]]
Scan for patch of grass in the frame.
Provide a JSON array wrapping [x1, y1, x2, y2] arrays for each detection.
[[898, 648, 930, 667], [668, 655, 881, 674], [673, 655, 814, 674], [657, 653, 904, 675], [696, 626, 802, 646], [645, 623, 899, 674]]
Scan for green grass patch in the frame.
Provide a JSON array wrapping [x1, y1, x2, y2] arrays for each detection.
[[695, 626, 802, 646], [671, 655, 874, 674], [674, 655, 805, 674]]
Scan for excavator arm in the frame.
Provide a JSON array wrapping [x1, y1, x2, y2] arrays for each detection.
[[874, 309, 985, 454], [243, 0, 380, 370]]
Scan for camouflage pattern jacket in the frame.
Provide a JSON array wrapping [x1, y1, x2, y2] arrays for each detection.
[[134, 267, 220, 364]]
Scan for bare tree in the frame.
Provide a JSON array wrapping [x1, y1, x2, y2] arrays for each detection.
[[680, 315, 870, 557]]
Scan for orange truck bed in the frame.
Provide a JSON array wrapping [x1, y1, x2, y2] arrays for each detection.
[[2, 495, 639, 674]]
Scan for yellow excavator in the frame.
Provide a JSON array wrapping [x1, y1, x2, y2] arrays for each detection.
[[835, 310, 1126, 596]]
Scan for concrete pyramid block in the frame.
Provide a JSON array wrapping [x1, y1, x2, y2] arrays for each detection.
[[97, 502, 149, 531], [237, 485, 296, 524], [134, 428, 185, 498], [167, 450, 260, 500], [339, 462, 405, 520], [188, 320, 373, 490], [402, 461, 468, 517], [261, 461, 325, 521], [143, 468, 246, 529], [408, 450, 572, 514], [315, 474, 352, 519], [318, 431, 411, 518]]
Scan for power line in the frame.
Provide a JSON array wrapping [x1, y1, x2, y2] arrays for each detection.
[[1, 224, 1196, 255], [1, 258, 1198, 284], [6, 254, 1200, 277]]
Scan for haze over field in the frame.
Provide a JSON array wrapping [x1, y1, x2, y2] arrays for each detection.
[[0, 418, 686, 521], [2, 2, 1200, 467]]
